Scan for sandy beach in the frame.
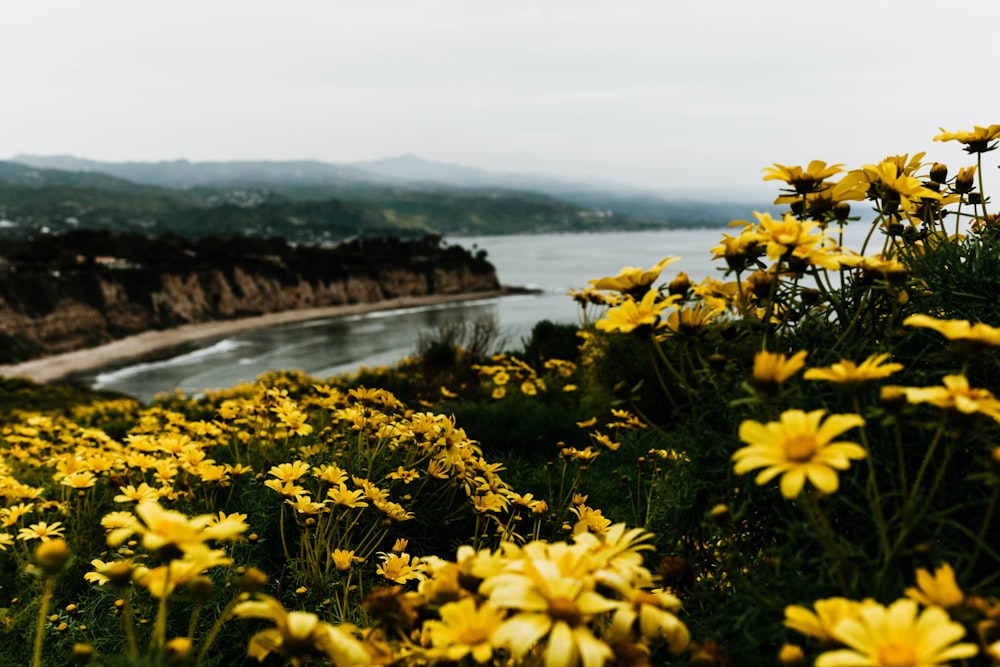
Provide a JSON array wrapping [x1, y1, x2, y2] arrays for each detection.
[[0, 291, 505, 384]]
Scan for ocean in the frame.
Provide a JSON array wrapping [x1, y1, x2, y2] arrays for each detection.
[[78, 224, 872, 402]]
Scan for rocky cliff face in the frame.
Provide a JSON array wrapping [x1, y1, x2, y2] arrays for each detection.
[[0, 236, 500, 363]]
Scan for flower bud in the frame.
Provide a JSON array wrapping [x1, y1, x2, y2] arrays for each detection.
[[879, 386, 907, 415], [832, 202, 851, 222], [70, 643, 96, 666], [668, 271, 692, 297], [34, 538, 70, 576], [709, 503, 731, 527], [189, 575, 214, 603], [238, 567, 268, 593], [954, 166, 977, 194], [165, 637, 193, 665], [930, 162, 948, 184], [779, 643, 806, 666]]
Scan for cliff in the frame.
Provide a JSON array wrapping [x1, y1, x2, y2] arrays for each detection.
[[0, 233, 500, 363]]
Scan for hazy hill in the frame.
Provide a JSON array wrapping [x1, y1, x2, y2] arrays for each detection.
[[3, 154, 769, 240], [12, 154, 767, 224], [11, 155, 389, 189]]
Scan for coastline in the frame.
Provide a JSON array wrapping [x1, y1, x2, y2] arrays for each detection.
[[0, 290, 507, 384]]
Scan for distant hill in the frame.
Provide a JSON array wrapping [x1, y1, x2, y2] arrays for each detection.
[[3, 154, 769, 240], [11, 155, 389, 189]]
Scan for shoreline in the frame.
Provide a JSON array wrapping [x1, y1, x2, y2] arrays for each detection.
[[0, 290, 509, 385]]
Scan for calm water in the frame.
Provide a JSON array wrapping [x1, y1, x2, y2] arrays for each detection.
[[79, 225, 870, 402]]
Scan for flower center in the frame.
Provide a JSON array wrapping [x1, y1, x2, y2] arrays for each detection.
[[876, 642, 917, 667], [548, 596, 583, 627], [783, 435, 818, 462], [458, 626, 490, 645]]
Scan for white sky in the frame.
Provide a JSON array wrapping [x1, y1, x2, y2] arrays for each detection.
[[2, 0, 999, 200]]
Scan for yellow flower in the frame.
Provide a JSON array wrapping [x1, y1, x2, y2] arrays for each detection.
[[483, 555, 618, 667], [0, 502, 35, 528], [763, 160, 844, 195], [733, 409, 866, 498], [904, 313, 1000, 350], [752, 350, 808, 393], [851, 160, 942, 213], [712, 225, 764, 272], [785, 597, 865, 643], [569, 505, 612, 534], [590, 432, 620, 451], [268, 461, 311, 483], [60, 471, 98, 489], [748, 212, 831, 263], [386, 466, 420, 484], [934, 124, 1000, 154], [232, 594, 370, 667], [113, 483, 162, 504], [264, 479, 307, 498], [664, 302, 721, 334], [588, 256, 680, 298], [376, 552, 426, 584], [286, 494, 326, 515], [106, 501, 246, 556], [595, 290, 677, 334], [815, 598, 977, 667], [904, 563, 964, 610], [313, 463, 348, 486], [424, 597, 505, 663], [135, 546, 232, 598], [900, 374, 1000, 423], [327, 484, 369, 509], [803, 353, 904, 390], [332, 549, 357, 572], [17, 520, 66, 543]]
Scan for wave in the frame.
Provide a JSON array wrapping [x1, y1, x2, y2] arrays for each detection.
[[93, 338, 248, 387]]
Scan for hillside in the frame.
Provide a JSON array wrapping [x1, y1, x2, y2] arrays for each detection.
[[3, 155, 763, 241], [0, 231, 499, 363]]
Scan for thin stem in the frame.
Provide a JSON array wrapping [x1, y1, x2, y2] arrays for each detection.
[[978, 153, 990, 221], [853, 396, 890, 558], [31, 576, 55, 667], [151, 561, 173, 649], [962, 484, 1000, 579], [799, 493, 850, 594]]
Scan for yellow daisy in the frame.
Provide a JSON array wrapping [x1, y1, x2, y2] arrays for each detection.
[[815, 598, 977, 667], [752, 350, 808, 394], [904, 313, 1000, 350], [904, 563, 964, 610], [424, 597, 505, 664], [803, 353, 904, 390], [934, 124, 1000, 154], [594, 290, 677, 334], [900, 374, 1000, 423], [733, 409, 866, 498]]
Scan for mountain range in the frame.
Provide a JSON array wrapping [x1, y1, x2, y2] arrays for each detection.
[[0, 154, 771, 242]]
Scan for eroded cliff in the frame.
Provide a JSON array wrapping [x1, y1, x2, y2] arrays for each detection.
[[0, 233, 500, 363]]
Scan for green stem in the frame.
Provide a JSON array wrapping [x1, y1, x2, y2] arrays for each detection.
[[31, 576, 55, 667], [902, 420, 947, 525], [121, 591, 139, 659], [853, 396, 890, 558], [151, 561, 173, 649], [962, 483, 1000, 579], [978, 153, 990, 221], [193, 595, 242, 667], [799, 493, 850, 594]]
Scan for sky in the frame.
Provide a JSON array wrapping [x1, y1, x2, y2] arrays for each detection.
[[2, 0, 999, 201]]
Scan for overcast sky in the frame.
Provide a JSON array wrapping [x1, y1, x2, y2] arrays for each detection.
[[3, 0, 999, 200]]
